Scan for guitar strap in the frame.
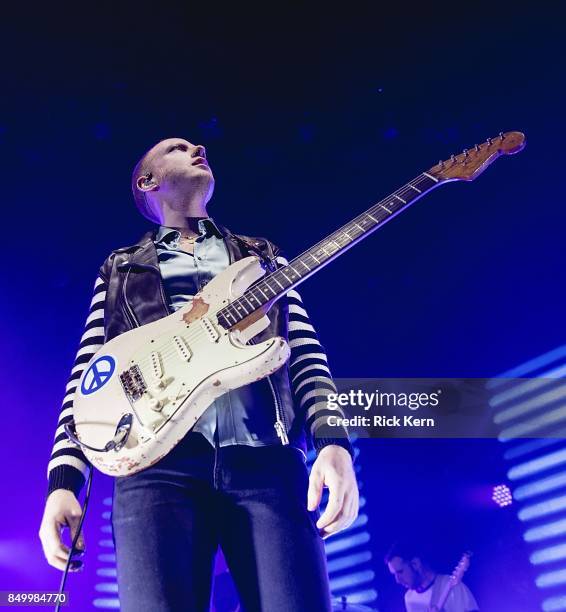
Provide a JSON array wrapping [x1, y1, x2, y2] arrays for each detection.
[[232, 234, 279, 274]]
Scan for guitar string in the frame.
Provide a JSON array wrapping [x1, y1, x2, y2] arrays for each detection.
[[213, 172, 435, 323], [134, 173, 438, 372], [134, 176, 430, 365], [128, 146, 490, 380], [133, 174, 437, 373], [215, 173, 437, 328]]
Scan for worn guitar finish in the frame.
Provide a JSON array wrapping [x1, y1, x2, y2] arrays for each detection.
[[71, 132, 526, 476]]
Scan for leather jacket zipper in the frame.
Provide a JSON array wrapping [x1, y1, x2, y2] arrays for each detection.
[[122, 268, 140, 328], [248, 336, 289, 445], [267, 374, 289, 445]]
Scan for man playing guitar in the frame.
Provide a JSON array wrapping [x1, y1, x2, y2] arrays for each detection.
[[38, 129, 523, 609], [39, 137, 359, 611], [386, 541, 478, 611]]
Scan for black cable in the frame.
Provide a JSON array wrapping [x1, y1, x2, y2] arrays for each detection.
[[54, 466, 94, 612]]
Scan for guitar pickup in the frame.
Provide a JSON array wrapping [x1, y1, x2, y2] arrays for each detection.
[[200, 317, 220, 342], [173, 335, 192, 361], [150, 351, 163, 380]]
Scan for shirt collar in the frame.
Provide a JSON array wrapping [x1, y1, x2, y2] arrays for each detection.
[[154, 218, 224, 245]]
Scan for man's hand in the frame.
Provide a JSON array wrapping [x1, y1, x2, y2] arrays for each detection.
[[307, 445, 359, 539], [39, 490, 85, 571]]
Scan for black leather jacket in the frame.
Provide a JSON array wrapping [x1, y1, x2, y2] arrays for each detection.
[[99, 224, 309, 454]]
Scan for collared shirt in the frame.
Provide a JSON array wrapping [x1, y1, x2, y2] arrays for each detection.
[[154, 218, 282, 449], [154, 218, 229, 311], [155, 218, 229, 445]]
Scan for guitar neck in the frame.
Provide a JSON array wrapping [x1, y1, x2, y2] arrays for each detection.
[[433, 551, 472, 611], [215, 129, 526, 330], [216, 172, 441, 329], [435, 579, 455, 611]]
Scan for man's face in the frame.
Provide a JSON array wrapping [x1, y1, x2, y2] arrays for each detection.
[[387, 556, 420, 590], [145, 137, 215, 204]]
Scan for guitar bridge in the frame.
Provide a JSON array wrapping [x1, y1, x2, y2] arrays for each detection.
[[120, 364, 147, 401]]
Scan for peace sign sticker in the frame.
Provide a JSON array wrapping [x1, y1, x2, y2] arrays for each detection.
[[80, 356, 116, 396]]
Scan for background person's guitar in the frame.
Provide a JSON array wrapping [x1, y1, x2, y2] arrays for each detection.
[[430, 551, 472, 612], [67, 132, 526, 476]]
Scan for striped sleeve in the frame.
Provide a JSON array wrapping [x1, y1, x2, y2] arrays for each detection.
[[46, 272, 107, 498], [275, 255, 353, 458]]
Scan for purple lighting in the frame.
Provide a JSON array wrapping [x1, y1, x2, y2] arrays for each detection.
[[492, 484, 513, 508]]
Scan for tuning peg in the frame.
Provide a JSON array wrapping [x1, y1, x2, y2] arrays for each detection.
[[463, 149, 469, 157], [474, 144, 480, 152], [438, 159, 444, 168], [499, 132, 505, 140], [450, 154, 456, 163]]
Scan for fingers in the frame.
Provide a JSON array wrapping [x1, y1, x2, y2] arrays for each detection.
[[40, 520, 83, 572], [67, 511, 86, 552], [316, 486, 344, 531], [307, 469, 324, 512], [319, 491, 359, 539], [316, 466, 360, 538], [307, 446, 360, 538], [39, 508, 85, 572]]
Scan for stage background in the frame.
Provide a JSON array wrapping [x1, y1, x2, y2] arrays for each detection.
[[1, 2, 564, 610]]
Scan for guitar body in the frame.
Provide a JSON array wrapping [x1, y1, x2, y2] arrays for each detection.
[[72, 256, 290, 476]]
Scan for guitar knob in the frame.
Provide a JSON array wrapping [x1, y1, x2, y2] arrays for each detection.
[[151, 377, 172, 394], [147, 397, 163, 412]]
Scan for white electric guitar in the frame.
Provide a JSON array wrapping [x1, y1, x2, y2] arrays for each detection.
[[429, 551, 472, 612], [68, 132, 525, 476]]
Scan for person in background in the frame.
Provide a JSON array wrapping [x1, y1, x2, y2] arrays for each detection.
[[385, 540, 479, 612]]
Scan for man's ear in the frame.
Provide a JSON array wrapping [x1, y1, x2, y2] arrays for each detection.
[[410, 557, 423, 572], [136, 173, 158, 193]]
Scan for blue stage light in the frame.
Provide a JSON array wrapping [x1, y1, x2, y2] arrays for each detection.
[[543, 594, 566, 611], [92, 598, 120, 609], [492, 345, 566, 609], [515, 472, 566, 501], [536, 568, 566, 588], [525, 518, 566, 543], [519, 494, 566, 522], [531, 543, 566, 566]]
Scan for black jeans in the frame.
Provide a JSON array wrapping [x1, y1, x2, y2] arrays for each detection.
[[111, 431, 332, 612]]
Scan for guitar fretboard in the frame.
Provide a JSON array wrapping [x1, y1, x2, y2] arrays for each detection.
[[216, 172, 440, 329]]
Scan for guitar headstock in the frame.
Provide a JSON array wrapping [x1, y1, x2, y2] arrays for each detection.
[[428, 131, 526, 182], [451, 551, 472, 585]]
